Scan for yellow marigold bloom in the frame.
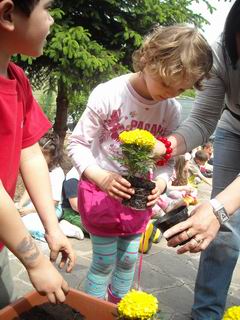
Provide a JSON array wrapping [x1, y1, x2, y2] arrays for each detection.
[[117, 289, 159, 320], [119, 129, 156, 149], [223, 306, 240, 320]]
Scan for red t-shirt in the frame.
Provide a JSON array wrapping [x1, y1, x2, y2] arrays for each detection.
[[0, 62, 52, 251]]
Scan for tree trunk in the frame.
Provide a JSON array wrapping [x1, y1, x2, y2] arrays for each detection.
[[53, 78, 69, 149]]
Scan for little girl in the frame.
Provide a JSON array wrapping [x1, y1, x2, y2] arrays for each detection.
[[168, 153, 198, 204], [153, 153, 198, 217], [68, 24, 212, 303]]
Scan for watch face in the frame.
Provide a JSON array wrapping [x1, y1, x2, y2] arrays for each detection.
[[218, 208, 229, 223]]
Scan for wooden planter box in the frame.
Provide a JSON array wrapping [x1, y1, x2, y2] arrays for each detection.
[[0, 288, 117, 320]]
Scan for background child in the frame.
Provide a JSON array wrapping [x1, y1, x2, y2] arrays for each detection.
[[0, 0, 75, 305], [168, 153, 198, 203], [61, 166, 88, 236], [152, 154, 197, 216], [201, 141, 213, 163], [17, 132, 84, 240], [188, 150, 212, 186], [200, 141, 213, 177], [68, 24, 212, 303], [17, 132, 65, 219]]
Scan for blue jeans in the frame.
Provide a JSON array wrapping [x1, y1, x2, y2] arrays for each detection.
[[192, 127, 240, 320]]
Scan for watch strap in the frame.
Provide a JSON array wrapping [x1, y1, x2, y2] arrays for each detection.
[[210, 198, 229, 224]]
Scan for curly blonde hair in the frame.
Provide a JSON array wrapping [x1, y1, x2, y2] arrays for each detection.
[[132, 24, 213, 90]]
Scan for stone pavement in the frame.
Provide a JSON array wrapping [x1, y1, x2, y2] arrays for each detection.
[[8, 182, 240, 320]]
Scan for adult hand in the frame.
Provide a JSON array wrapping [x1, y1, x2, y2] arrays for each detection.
[[27, 255, 69, 303], [163, 201, 221, 254], [45, 228, 76, 272]]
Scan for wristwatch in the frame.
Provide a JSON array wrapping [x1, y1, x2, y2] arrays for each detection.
[[209, 198, 230, 224]]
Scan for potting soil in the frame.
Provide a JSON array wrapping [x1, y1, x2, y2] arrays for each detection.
[[15, 302, 85, 320]]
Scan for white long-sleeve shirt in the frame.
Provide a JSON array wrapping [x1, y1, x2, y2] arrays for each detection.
[[68, 73, 181, 183], [176, 36, 240, 151]]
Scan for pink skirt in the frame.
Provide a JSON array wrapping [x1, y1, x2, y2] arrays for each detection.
[[78, 179, 152, 237]]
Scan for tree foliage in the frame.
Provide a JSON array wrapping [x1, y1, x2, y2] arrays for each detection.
[[14, 0, 216, 144]]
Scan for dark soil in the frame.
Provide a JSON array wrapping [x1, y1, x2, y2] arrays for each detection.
[[15, 302, 85, 320], [122, 176, 156, 210]]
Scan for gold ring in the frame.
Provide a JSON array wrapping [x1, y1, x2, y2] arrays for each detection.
[[186, 230, 193, 239], [193, 237, 203, 245]]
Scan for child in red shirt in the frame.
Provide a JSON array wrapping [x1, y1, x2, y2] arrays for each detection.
[[0, 0, 76, 307]]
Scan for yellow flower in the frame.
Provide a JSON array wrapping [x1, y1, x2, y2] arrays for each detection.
[[117, 289, 159, 320], [119, 129, 156, 150], [223, 306, 240, 320]]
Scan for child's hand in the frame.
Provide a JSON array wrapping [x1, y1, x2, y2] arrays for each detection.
[[98, 171, 135, 201], [147, 178, 166, 207], [45, 228, 76, 273], [18, 207, 33, 217], [27, 255, 69, 303], [84, 166, 134, 201]]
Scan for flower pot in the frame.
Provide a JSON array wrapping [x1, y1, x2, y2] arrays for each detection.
[[0, 289, 117, 320], [122, 176, 156, 210], [154, 206, 189, 244]]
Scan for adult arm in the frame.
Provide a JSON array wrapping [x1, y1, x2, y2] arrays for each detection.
[[0, 180, 68, 303], [163, 175, 240, 254], [20, 143, 76, 272]]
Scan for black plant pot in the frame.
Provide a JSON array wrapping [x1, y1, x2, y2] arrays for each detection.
[[154, 206, 189, 245], [122, 176, 156, 210]]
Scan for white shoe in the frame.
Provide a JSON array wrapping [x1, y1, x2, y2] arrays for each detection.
[[59, 220, 84, 240]]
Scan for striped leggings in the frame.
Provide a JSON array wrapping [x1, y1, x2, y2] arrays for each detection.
[[85, 234, 141, 299]]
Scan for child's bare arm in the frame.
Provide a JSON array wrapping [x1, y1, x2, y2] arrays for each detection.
[[0, 180, 69, 303], [20, 143, 76, 272], [197, 171, 212, 186]]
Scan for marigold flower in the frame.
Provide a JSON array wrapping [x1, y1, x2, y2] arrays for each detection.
[[223, 306, 240, 320], [115, 129, 156, 180], [117, 289, 159, 320], [119, 129, 156, 150]]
